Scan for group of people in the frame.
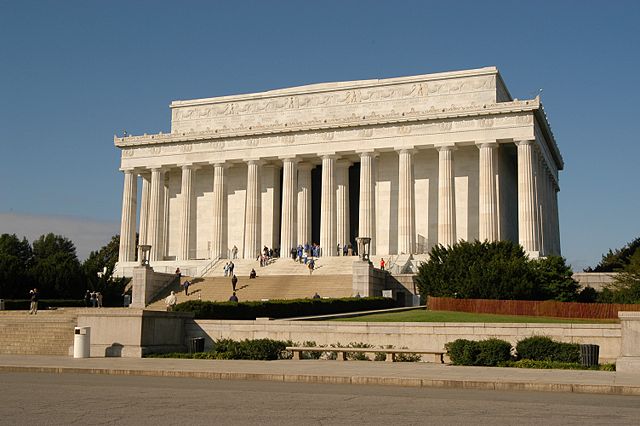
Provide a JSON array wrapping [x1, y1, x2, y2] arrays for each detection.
[[223, 261, 235, 277], [84, 290, 103, 308], [258, 245, 275, 267]]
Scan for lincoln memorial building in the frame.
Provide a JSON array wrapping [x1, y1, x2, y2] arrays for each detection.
[[114, 66, 563, 276]]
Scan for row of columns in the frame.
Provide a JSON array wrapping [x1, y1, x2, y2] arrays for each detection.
[[118, 140, 559, 263]]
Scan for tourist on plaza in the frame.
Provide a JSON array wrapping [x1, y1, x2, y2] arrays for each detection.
[[308, 258, 315, 275], [165, 291, 177, 311], [337, 243, 341, 256], [231, 274, 238, 291], [229, 292, 239, 302], [232, 245, 238, 259], [380, 258, 385, 271], [84, 290, 91, 307], [347, 243, 353, 256], [312, 292, 321, 299], [290, 247, 296, 261], [343, 244, 348, 256], [96, 292, 103, 308], [90, 291, 97, 307], [28, 288, 39, 315], [228, 261, 235, 275], [175, 267, 181, 278], [249, 268, 257, 279], [183, 280, 191, 296], [302, 251, 308, 264], [223, 262, 229, 277]]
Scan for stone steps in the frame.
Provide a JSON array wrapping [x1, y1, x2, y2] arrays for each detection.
[[0, 311, 78, 355], [148, 274, 353, 309]]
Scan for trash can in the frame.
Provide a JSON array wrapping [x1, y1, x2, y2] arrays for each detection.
[[73, 326, 91, 358], [579, 344, 599, 367], [189, 337, 205, 354], [123, 294, 131, 307]]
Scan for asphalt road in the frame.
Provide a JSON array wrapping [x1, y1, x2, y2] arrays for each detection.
[[1, 372, 639, 425]]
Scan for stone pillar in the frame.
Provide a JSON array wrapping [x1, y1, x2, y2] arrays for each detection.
[[211, 163, 227, 259], [244, 160, 262, 259], [118, 169, 138, 262], [163, 175, 170, 260], [320, 155, 337, 256], [517, 140, 539, 255], [138, 173, 151, 260], [178, 164, 196, 261], [551, 180, 561, 255], [336, 160, 351, 252], [280, 157, 298, 255], [617, 312, 640, 372], [358, 151, 376, 254], [397, 149, 415, 254], [148, 167, 165, 262], [437, 145, 456, 247], [261, 164, 281, 251], [478, 142, 499, 242], [297, 162, 313, 246]]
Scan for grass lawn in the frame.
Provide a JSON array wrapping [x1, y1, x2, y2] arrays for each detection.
[[333, 309, 618, 323]]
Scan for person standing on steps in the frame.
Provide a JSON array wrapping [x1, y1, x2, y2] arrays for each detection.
[[232, 245, 238, 259], [223, 262, 229, 277], [380, 258, 385, 271], [165, 291, 177, 311], [229, 261, 235, 276], [29, 288, 39, 315], [231, 274, 238, 292], [308, 258, 315, 275], [84, 290, 91, 307], [183, 280, 191, 296]]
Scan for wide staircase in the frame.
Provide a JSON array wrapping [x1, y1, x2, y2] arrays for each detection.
[[0, 310, 78, 355], [147, 273, 353, 310], [201, 256, 358, 277]]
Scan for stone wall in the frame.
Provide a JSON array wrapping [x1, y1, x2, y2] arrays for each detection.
[[185, 320, 621, 363]]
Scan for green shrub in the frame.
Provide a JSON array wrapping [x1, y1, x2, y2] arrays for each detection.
[[174, 297, 396, 320], [502, 359, 615, 371], [345, 342, 374, 361], [445, 338, 512, 366], [516, 336, 580, 363]]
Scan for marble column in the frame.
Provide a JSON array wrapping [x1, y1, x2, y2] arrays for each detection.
[[320, 155, 337, 256], [178, 164, 196, 261], [358, 151, 376, 254], [244, 160, 262, 259], [138, 173, 151, 260], [163, 175, 170, 260], [336, 160, 351, 252], [517, 140, 540, 255], [552, 182, 561, 255], [397, 149, 415, 254], [478, 142, 499, 242], [211, 163, 227, 259], [297, 162, 313, 246], [437, 145, 456, 247], [148, 167, 165, 262], [118, 169, 137, 262], [280, 158, 298, 255]]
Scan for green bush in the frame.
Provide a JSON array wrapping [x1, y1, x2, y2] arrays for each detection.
[[515, 336, 580, 363], [445, 338, 512, 366], [148, 338, 292, 360], [174, 297, 396, 320], [502, 359, 615, 371]]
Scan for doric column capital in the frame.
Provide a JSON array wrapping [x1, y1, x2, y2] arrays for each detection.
[[336, 159, 352, 168], [297, 161, 314, 171], [436, 144, 457, 152], [246, 158, 265, 166], [475, 141, 499, 149], [395, 147, 417, 155], [178, 163, 200, 171], [320, 153, 339, 161], [280, 156, 301, 163], [515, 139, 535, 147], [357, 150, 378, 158]]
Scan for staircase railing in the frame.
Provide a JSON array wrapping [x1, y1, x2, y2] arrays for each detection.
[[197, 255, 222, 278]]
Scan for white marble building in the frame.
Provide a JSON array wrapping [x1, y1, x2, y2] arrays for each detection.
[[114, 66, 562, 275]]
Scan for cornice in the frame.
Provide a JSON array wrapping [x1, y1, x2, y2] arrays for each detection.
[[115, 98, 539, 148]]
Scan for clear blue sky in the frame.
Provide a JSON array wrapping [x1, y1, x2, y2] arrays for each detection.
[[1, 0, 638, 268]]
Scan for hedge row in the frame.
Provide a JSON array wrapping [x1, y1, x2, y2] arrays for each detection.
[[1, 299, 86, 310], [174, 297, 397, 320], [445, 336, 583, 366]]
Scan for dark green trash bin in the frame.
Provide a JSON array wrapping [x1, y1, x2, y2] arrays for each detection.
[[579, 344, 599, 367], [189, 337, 205, 354]]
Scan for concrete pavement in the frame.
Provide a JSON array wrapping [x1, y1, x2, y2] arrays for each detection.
[[1, 354, 639, 396]]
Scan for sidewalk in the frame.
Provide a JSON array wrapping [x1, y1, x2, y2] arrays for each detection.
[[1, 354, 639, 396]]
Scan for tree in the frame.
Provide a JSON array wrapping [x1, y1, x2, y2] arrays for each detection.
[[599, 251, 640, 304], [82, 235, 128, 306], [30, 233, 84, 299], [416, 240, 538, 300], [587, 237, 640, 272], [0, 234, 32, 298], [530, 255, 580, 302]]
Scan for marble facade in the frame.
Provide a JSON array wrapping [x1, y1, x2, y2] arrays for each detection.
[[115, 66, 563, 274]]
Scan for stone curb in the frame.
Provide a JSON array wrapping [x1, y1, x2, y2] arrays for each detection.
[[2, 365, 639, 396]]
